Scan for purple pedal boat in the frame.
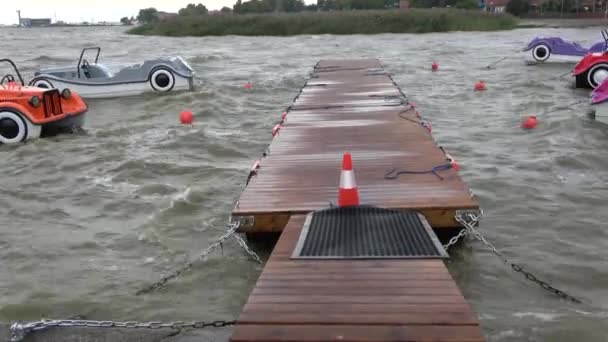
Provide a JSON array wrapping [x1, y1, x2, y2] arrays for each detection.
[[523, 36, 606, 64], [590, 78, 608, 123]]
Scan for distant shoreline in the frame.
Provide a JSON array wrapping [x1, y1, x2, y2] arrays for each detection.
[[127, 9, 518, 37], [0, 24, 127, 28], [4, 16, 605, 31], [517, 17, 608, 28]]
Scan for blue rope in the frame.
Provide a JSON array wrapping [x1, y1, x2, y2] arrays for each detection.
[[384, 163, 452, 180]]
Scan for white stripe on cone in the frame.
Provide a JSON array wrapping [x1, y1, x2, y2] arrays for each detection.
[[340, 170, 357, 189]]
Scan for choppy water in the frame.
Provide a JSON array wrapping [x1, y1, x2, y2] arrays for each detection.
[[0, 26, 607, 341]]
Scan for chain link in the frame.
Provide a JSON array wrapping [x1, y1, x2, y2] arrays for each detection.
[[137, 219, 262, 295], [10, 319, 236, 342], [443, 227, 468, 250], [455, 212, 582, 304], [232, 232, 264, 264]]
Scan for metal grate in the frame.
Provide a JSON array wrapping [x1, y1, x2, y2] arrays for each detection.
[[291, 206, 448, 259]]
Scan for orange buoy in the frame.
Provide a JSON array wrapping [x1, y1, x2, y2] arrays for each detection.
[[180, 110, 193, 125], [521, 115, 538, 129], [474, 81, 486, 91], [431, 62, 439, 72]]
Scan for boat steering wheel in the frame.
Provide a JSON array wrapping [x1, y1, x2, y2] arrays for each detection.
[[81, 59, 91, 78], [0, 74, 15, 85]]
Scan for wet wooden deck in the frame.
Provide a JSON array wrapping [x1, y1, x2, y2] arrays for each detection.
[[230, 60, 485, 342], [230, 216, 485, 342], [233, 59, 478, 233]]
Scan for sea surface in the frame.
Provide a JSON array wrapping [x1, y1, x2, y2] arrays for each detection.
[[0, 26, 607, 341]]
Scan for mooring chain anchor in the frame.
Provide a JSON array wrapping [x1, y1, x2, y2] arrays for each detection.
[[10, 319, 237, 342], [455, 211, 582, 304], [443, 209, 482, 250]]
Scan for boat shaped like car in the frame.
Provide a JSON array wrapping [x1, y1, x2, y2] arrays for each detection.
[[589, 78, 608, 123], [0, 59, 87, 144], [573, 31, 608, 89], [29, 47, 195, 99], [523, 35, 605, 64]]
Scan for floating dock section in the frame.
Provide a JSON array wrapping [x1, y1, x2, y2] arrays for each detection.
[[233, 59, 478, 234], [231, 59, 484, 342]]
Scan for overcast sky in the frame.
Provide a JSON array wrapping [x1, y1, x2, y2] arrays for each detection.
[[0, 0, 316, 25]]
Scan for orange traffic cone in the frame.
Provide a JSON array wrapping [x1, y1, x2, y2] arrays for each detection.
[[338, 152, 360, 207]]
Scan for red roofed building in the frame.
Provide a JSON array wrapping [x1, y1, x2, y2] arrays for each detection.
[[485, 0, 509, 12]]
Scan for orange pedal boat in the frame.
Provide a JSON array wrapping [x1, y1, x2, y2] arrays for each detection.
[[0, 59, 88, 144]]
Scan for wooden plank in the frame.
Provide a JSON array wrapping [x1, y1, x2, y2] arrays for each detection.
[[262, 260, 448, 268], [242, 303, 474, 312], [256, 274, 454, 281], [253, 280, 459, 289], [235, 208, 465, 233], [246, 295, 467, 304], [231, 324, 485, 342], [259, 266, 451, 274], [250, 287, 462, 296], [238, 312, 479, 325]]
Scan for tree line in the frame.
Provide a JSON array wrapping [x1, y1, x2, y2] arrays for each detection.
[[135, 0, 404, 23], [134, 0, 495, 24]]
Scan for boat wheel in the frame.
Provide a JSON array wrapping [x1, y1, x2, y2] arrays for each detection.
[[532, 44, 551, 62], [0, 110, 27, 144], [150, 68, 175, 92], [31, 79, 54, 89], [587, 63, 608, 88]]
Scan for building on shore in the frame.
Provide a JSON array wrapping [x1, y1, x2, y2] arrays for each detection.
[[485, 0, 509, 12], [20, 18, 52, 27], [157, 12, 178, 22], [400, 0, 410, 10]]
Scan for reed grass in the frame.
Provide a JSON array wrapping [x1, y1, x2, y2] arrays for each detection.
[[128, 9, 517, 37]]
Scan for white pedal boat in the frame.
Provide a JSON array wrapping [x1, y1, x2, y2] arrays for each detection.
[[29, 47, 195, 99]]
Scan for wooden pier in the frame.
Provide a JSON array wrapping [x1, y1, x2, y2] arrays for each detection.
[[231, 216, 484, 342], [230, 59, 484, 342], [233, 59, 478, 234]]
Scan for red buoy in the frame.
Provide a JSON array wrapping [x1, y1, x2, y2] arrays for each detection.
[[431, 62, 439, 72], [446, 153, 460, 171], [474, 81, 486, 91], [272, 124, 281, 137], [521, 115, 538, 129], [244, 82, 253, 89], [180, 110, 193, 125]]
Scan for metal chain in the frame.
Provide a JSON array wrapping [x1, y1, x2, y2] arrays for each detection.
[[137, 220, 241, 295], [232, 232, 264, 264], [10, 319, 236, 342], [455, 212, 582, 304], [443, 227, 468, 250]]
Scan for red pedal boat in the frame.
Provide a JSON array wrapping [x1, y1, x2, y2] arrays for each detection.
[[574, 30, 608, 89]]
